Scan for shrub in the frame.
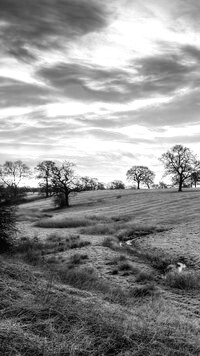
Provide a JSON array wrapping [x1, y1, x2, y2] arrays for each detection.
[[165, 271, 200, 290], [0, 204, 16, 253], [135, 271, 155, 282]]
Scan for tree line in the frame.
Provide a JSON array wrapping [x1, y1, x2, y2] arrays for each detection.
[[0, 144, 200, 209]]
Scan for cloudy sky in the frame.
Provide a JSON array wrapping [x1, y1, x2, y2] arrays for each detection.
[[1, 0, 200, 184]]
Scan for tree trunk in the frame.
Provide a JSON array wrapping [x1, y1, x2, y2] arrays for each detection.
[[178, 175, 183, 192], [137, 181, 140, 189], [13, 184, 18, 198], [64, 191, 69, 207], [45, 178, 49, 198]]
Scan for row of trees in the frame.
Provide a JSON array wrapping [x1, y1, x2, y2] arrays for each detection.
[[0, 145, 200, 207], [127, 145, 200, 192], [0, 160, 117, 207]]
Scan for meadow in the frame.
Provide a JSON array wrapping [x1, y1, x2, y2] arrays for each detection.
[[1, 188, 200, 355]]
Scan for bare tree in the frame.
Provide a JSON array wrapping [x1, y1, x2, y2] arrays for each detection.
[[126, 166, 155, 189], [51, 161, 82, 207], [160, 145, 196, 192], [35, 160, 56, 197], [0, 160, 30, 198]]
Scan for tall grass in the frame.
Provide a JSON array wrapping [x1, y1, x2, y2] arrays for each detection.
[[35, 214, 120, 229], [35, 216, 93, 228], [1, 257, 200, 356], [166, 271, 200, 290], [116, 223, 166, 241], [80, 223, 116, 235], [141, 248, 176, 272], [15, 234, 91, 265]]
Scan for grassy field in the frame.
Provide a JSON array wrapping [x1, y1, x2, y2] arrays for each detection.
[[1, 188, 200, 355]]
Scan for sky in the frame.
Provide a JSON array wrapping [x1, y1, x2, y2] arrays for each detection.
[[1, 0, 200, 184]]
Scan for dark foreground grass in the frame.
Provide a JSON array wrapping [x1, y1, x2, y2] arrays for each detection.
[[55, 265, 148, 304], [166, 271, 200, 290], [1, 257, 200, 356]]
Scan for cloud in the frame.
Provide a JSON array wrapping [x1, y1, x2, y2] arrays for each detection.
[[181, 45, 200, 62], [86, 129, 153, 144], [155, 133, 200, 145], [0, 77, 55, 108], [0, 0, 109, 61], [37, 63, 134, 103], [108, 86, 200, 129], [37, 52, 195, 104]]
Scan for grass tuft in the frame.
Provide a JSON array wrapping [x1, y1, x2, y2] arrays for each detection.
[[135, 270, 155, 282], [35, 216, 93, 228], [15, 234, 91, 265], [81, 223, 116, 235], [142, 249, 176, 272], [68, 253, 88, 268], [102, 236, 118, 249], [118, 261, 134, 271], [129, 283, 157, 297], [116, 223, 167, 242], [165, 271, 200, 290]]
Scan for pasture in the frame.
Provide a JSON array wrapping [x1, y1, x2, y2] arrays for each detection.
[[1, 188, 200, 355]]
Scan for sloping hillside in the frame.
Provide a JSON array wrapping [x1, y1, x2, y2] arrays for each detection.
[[1, 188, 200, 355]]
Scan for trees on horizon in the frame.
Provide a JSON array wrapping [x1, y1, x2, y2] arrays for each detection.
[[160, 145, 199, 192], [80, 176, 106, 191], [0, 160, 30, 201], [108, 180, 125, 190], [35, 161, 107, 207], [47, 161, 83, 207], [1, 144, 200, 205], [126, 166, 155, 189], [35, 160, 55, 198]]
